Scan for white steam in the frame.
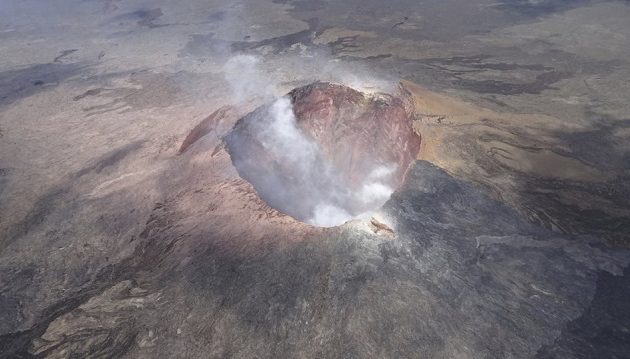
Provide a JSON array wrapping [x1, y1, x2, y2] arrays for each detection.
[[309, 166, 396, 227], [359, 165, 397, 205], [262, 97, 318, 172], [310, 204, 353, 228], [223, 55, 279, 104]]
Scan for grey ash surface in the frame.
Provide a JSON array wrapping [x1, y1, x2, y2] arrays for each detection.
[[2, 162, 629, 358]]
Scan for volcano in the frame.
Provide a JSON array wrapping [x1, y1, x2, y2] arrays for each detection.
[[225, 82, 421, 226]]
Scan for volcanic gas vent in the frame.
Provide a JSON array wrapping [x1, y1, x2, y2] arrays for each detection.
[[225, 82, 421, 227]]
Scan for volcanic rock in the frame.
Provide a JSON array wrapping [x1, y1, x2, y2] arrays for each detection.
[[288, 82, 421, 187]]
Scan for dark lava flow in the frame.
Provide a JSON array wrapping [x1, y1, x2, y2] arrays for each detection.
[[225, 82, 421, 226]]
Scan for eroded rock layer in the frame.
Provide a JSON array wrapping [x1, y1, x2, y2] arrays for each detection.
[[289, 83, 421, 187]]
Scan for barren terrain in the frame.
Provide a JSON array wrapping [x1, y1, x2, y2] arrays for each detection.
[[1, 0, 630, 358]]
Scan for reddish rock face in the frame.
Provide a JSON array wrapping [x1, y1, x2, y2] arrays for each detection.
[[225, 82, 421, 226], [289, 82, 421, 188]]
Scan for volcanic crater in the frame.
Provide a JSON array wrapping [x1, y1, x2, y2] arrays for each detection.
[[225, 82, 421, 227]]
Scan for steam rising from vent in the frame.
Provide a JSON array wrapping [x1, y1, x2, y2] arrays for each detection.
[[223, 55, 278, 104], [223, 56, 421, 227]]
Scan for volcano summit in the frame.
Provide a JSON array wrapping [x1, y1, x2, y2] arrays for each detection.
[[225, 82, 421, 227]]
